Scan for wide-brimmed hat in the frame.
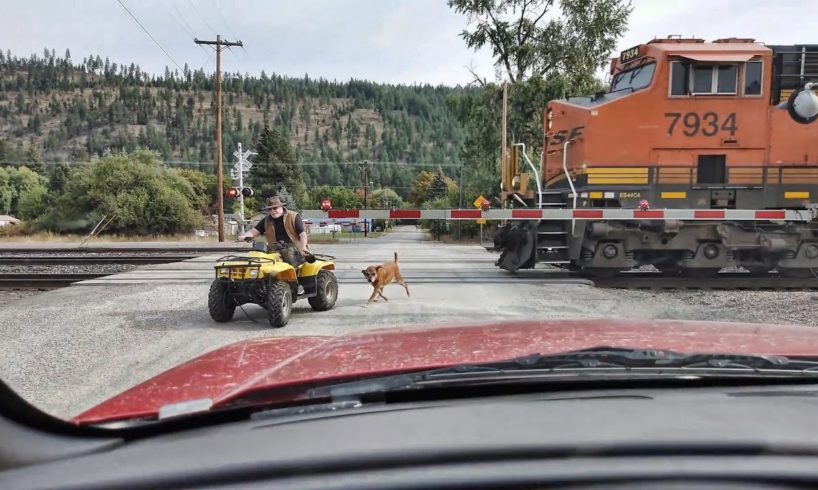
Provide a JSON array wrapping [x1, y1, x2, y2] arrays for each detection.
[[263, 196, 286, 210]]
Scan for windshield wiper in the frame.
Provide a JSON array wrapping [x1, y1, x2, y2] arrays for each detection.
[[304, 347, 818, 400], [607, 85, 635, 95], [427, 347, 818, 373]]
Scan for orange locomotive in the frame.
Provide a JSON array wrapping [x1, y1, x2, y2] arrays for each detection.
[[495, 36, 818, 277]]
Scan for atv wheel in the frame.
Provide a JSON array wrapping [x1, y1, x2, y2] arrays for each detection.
[[308, 270, 338, 311], [208, 279, 235, 322], [266, 281, 293, 328]]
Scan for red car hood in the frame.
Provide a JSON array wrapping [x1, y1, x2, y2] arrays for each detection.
[[73, 318, 818, 424]]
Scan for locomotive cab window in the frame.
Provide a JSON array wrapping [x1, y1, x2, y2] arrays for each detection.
[[669, 62, 738, 95], [670, 62, 688, 95], [610, 62, 655, 93], [693, 64, 737, 94], [744, 61, 763, 95]]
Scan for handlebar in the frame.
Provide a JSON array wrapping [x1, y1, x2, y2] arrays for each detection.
[[234, 237, 326, 263]]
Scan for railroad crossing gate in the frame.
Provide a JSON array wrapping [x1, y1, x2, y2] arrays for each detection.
[[301, 207, 813, 222]]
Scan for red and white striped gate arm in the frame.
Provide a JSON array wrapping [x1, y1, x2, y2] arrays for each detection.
[[300, 208, 815, 221]]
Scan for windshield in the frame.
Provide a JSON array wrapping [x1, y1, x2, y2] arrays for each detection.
[[610, 62, 656, 93], [2, 1, 818, 427]]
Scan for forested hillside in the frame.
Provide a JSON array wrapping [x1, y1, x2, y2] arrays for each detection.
[[0, 48, 469, 191]]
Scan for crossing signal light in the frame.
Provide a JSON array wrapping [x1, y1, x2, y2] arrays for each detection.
[[241, 187, 254, 197], [226, 187, 239, 199]]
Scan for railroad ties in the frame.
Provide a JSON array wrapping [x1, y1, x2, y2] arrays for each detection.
[[0, 248, 240, 289], [589, 271, 818, 291], [1, 249, 817, 291]]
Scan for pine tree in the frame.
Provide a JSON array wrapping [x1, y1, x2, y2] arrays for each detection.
[[428, 167, 449, 201], [47, 163, 73, 203], [23, 145, 45, 175], [250, 124, 305, 206]]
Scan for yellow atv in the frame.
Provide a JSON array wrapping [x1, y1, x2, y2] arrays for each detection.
[[208, 240, 338, 328]]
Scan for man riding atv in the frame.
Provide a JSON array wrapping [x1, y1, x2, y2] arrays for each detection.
[[211, 195, 337, 328], [241, 196, 308, 266]]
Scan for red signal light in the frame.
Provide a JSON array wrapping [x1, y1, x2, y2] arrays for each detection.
[[226, 187, 239, 199]]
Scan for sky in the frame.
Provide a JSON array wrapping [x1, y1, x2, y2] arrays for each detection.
[[1, 0, 817, 86]]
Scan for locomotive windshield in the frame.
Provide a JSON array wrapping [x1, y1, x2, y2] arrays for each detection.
[[610, 62, 656, 93]]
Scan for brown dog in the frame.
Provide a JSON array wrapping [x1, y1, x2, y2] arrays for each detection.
[[361, 252, 410, 306]]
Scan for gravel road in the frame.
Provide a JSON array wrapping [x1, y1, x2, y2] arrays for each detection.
[[1, 226, 816, 420]]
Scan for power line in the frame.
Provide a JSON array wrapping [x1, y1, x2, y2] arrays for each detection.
[[187, 0, 219, 35], [212, 0, 241, 49], [172, 3, 199, 36], [115, 0, 183, 72], [169, 3, 211, 72], [170, 3, 208, 55], [201, 48, 215, 72]]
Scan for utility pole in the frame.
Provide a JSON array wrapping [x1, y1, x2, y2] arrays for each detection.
[[457, 162, 464, 240], [501, 82, 508, 173], [194, 35, 243, 242], [360, 161, 370, 237]]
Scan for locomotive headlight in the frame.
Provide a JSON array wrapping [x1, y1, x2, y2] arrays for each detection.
[[786, 84, 818, 124]]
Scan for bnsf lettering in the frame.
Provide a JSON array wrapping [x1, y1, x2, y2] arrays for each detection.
[[549, 126, 585, 146], [664, 112, 737, 137]]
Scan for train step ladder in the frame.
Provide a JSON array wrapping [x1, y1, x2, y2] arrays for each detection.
[[536, 191, 572, 264]]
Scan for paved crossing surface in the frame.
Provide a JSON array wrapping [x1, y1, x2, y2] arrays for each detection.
[[0, 227, 781, 419]]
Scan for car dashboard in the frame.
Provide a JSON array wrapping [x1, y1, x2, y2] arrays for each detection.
[[4, 383, 818, 489]]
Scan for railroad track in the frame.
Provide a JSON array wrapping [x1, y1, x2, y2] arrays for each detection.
[[0, 273, 108, 289], [0, 255, 197, 265], [592, 272, 818, 290], [501, 269, 818, 290], [0, 247, 246, 254], [3, 269, 818, 291]]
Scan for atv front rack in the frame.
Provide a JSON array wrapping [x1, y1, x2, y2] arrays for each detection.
[[215, 254, 280, 264], [214, 255, 280, 281]]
